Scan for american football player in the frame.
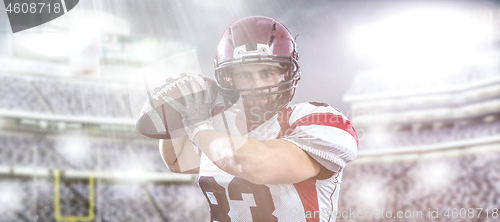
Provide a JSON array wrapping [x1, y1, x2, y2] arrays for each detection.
[[158, 16, 358, 222]]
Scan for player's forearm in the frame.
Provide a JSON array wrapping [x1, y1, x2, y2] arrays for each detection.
[[193, 130, 324, 184], [193, 130, 272, 183], [159, 136, 200, 174]]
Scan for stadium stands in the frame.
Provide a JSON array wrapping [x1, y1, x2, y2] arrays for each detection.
[[0, 134, 166, 172], [359, 118, 500, 150], [148, 184, 210, 222], [338, 151, 500, 222], [346, 62, 500, 96], [0, 75, 131, 118], [31, 77, 130, 118], [0, 76, 50, 113]]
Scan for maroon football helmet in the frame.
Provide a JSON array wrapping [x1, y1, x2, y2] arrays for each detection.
[[214, 16, 301, 112]]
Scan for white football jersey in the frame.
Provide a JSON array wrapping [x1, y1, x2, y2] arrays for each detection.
[[198, 102, 358, 222]]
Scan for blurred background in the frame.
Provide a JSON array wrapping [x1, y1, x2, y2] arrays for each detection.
[[0, 0, 499, 221]]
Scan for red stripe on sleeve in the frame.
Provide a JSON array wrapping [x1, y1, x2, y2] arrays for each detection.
[[291, 113, 358, 145], [294, 179, 320, 222]]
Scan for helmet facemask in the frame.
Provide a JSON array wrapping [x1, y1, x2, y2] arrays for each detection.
[[216, 56, 300, 121]]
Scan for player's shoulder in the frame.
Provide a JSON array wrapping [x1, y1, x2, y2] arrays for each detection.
[[286, 102, 349, 124]]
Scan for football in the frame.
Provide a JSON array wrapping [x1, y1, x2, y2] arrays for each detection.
[[136, 75, 219, 139]]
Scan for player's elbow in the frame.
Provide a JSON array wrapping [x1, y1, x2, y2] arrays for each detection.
[[159, 149, 188, 174], [165, 161, 200, 174], [165, 162, 182, 173]]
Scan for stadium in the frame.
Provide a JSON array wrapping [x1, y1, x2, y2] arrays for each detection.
[[1, 0, 499, 221]]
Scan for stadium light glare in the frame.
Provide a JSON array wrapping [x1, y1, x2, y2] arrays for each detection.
[[357, 181, 386, 207], [0, 183, 23, 214], [13, 10, 129, 60], [68, 12, 130, 50], [39, 120, 48, 129], [419, 162, 454, 189], [14, 32, 69, 59], [110, 164, 150, 183], [350, 6, 492, 81], [55, 136, 90, 165], [367, 126, 390, 148], [120, 160, 146, 172]]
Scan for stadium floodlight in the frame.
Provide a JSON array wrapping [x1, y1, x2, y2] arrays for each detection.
[[349, 6, 493, 81]]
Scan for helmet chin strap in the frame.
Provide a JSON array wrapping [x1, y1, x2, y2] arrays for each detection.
[[220, 87, 240, 109]]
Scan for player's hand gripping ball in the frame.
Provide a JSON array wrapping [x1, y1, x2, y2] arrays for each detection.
[[136, 73, 218, 139]]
